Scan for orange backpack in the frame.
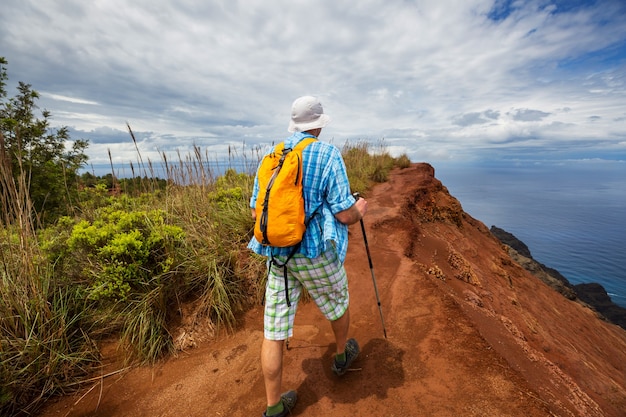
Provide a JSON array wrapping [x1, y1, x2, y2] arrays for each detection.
[[254, 137, 317, 247]]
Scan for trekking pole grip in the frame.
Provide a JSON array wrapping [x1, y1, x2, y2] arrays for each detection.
[[352, 193, 373, 268]]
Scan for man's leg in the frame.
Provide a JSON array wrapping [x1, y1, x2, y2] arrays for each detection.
[[261, 338, 285, 407], [331, 308, 350, 355]]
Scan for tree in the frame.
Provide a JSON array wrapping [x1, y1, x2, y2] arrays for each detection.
[[0, 57, 89, 225]]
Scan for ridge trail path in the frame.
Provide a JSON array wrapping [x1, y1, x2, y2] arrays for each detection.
[[40, 165, 612, 417]]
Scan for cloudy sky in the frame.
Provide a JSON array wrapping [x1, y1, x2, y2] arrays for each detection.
[[2, 0, 625, 169]]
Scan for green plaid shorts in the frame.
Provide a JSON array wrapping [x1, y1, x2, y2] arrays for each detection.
[[264, 246, 349, 340]]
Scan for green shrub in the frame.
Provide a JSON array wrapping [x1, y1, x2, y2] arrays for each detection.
[[63, 208, 184, 302], [38, 207, 187, 363]]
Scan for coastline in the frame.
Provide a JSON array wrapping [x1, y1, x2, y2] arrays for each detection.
[[491, 226, 626, 331]]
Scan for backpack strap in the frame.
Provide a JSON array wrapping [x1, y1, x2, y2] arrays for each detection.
[[292, 136, 317, 152], [267, 201, 322, 308], [268, 245, 299, 308]]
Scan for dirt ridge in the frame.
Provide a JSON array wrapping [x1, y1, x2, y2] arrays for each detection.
[[39, 163, 626, 417]]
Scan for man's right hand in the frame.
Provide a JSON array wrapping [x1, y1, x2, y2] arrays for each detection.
[[354, 197, 368, 218], [335, 196, 367, 225]]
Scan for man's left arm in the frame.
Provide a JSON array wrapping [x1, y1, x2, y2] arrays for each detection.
[[335, 197, 367, 225]]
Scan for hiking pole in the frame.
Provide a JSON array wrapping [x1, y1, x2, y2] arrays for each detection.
[[353, 193, 387, 339]]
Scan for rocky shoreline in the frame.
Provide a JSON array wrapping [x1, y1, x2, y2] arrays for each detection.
[[490, 226, 626, 331]]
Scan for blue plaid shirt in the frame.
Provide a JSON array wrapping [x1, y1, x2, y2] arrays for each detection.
[[248, 132, 356, 262]]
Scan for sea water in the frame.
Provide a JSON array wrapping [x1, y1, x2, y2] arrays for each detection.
[[434, 159, 626, 308]]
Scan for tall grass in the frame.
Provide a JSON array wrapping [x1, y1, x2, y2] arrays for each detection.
[[0, 131, 410, 415], [342, 140, 410, 195], [1, 132, 98, 416], [165, 166, 257, 334]]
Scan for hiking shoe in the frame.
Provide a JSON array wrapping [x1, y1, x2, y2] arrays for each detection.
[[262, 390, 297, 417], [331, 338, 360, 376]]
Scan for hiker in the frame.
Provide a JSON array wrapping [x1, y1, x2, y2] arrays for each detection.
[[248, 95, 368, 417]]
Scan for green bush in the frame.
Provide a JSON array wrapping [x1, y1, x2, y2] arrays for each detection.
[[39, 207, 187, 363], [63, 208, 184, 302]]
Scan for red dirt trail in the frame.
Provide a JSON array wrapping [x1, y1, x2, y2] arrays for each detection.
[[39, 164, 626, 417]]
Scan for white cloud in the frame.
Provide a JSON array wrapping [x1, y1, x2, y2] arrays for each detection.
[[1, 0, 625, 166], [42, 93, 99, 105]]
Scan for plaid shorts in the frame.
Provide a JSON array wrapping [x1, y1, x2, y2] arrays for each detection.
[[264, 246, 349, 341]]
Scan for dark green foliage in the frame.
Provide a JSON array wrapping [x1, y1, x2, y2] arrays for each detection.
[[118, 175, 168, 196], [0, 58, 89, 226]]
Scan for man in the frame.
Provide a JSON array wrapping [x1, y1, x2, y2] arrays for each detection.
[[248, 96, 368, 417]]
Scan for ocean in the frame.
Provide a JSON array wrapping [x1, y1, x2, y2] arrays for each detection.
[[433, 159, 626, 308]]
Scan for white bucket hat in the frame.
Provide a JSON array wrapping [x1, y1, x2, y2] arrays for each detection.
[[288, 96, 331, 133]]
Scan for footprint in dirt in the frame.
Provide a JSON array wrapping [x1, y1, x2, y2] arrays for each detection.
[[296, 338, 405, 412]]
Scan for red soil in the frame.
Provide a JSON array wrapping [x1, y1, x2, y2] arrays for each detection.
[[39, 164, 626, 417]]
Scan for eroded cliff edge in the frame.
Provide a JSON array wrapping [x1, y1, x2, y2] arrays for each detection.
[[490, 226, 626, 331], [389, 163, 626, 416]]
